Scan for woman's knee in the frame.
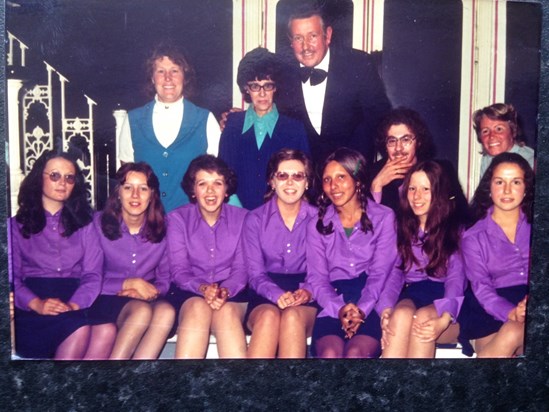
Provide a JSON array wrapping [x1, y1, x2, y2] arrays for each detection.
[[250, 305, 281, 329]]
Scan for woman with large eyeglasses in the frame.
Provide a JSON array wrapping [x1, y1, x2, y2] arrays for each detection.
[[243, 149, 318, 358], [370, 107, 435, 212], [11, 149, 103, 359], [306, 148, 398, 358], [219, 47, 310, 210], [87, 162, 175, 359]]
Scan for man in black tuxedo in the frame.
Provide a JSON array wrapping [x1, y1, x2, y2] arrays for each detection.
[[277, 4, 392, 169]]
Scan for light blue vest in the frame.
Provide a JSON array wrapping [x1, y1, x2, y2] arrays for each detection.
[[128, 99, 209, 212]]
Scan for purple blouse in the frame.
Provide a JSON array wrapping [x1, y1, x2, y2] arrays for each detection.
[[243, 196, 317, 302], [461, 208, 531, 322], [306, 201, 398, 319], [11, 212, 103, 311], [377, 233, 466, 321], [167, 203, 248, 296], [94, 213, 170, 296]]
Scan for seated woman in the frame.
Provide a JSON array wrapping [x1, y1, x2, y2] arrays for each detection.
[[244, 149, 318, 358], [370, 107, 435, 212], [219, 47, 310, 210], [458, 152, 533, 357], [11, 149, 103, 359], [166, 155, 248, 359], [306, 148, 398, 358], [472, 103, 535, 177], [88, 162, 175, 360], [378, 160, 466, 358]]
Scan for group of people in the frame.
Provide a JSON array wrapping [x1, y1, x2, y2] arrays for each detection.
[[10, 2, 534, 360]]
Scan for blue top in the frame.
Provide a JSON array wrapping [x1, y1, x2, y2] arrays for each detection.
[[128, 99, 209, 212], [219, 108, 310, 210]]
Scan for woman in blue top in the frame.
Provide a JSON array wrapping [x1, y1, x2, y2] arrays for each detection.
[[219, 47, 310, 210]]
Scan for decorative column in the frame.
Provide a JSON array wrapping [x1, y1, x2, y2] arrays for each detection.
[[458, 0, 507, 198], [113, 109, 128, 171], [352, 0, 385, 52], [7, 79, 24, 216]]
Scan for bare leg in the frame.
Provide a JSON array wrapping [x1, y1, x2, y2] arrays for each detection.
[[247, 304, 281, 358], [278, 305, 317, 358], [54, 325, 91, 360], [315, 335, 345, 358], [83, 323, 117, 360], [212, 302, 247, 359], [133, 300, 176, 360], [175, 297, 212, 359], [345, 335, 380, 358], [381, 299, 416, 358], [475, 320, 525, 358], [110, 300, 152, 360]]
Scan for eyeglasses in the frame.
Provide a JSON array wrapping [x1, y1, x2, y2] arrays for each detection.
[[43, 171, 76, 185], [274, 171, 307, 182], [247, 82, 276, 93], [290, 32, 323, 45], [386, 134, 416, 147]]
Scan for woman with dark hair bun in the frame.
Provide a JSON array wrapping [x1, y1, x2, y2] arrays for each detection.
[[458, 152, 533, 357], [243, 149, 318, 358], [11, 149, 103, 359], [166, 155, 248, 359], [87, 162, 175, 360], [306, 147, 397, 358], [378, 160, 466, 358], [219, 47, 310, 210]]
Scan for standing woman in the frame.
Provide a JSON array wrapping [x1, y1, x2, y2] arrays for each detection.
[[306, 148, 398, 358], [219, 47, 309, 210], [166, 155, 248, 359], [88, 162, 175, 360], [244, 149, 317, 358], [378, 161, 466, 358], [118, 43, 221, 212], [458, 152, 533, 357], [11, 150, 103, 359]]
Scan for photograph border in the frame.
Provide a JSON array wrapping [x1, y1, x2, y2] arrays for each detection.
[[0, 1, 548, 409]]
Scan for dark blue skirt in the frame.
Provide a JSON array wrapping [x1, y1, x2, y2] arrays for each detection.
[[458, 284, 528, 356], [88, 294, 134, 325], [14, 277, 88, 359], [398, 279, 445, 309], [311, 272, 382, 344]]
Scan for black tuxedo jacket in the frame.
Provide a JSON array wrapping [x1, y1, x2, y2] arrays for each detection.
[[277, 47, 391, 167]]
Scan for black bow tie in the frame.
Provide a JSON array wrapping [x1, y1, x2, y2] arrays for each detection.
[[300, 67, 328, 86]]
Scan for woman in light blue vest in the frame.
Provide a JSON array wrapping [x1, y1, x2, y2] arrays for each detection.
[[118, 43, 221, 212]]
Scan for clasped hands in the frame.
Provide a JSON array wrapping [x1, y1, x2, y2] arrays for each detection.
[[277, 289, 312, 309], [201, 283, 229, 310], [119, 278, 159, 301], [29, 297, 80, 316], [338, 303, 365, 339]]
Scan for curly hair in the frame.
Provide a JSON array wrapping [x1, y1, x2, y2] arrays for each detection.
[[181, 155, 237, 202], [101, 162, 166, 243], [397, 160, 462, 278], [375, 107, 436, 161], [237, 47, 280, 104], [16, 149, 92, 238], [316, 147, 372, 235], [264, 148, 315, 203], [472, 103, 524, 147], [144, 42, 196, 99], [469, 152, 534, 224]]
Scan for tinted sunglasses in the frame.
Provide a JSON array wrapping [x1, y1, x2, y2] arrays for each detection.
[[44, 171, 76, 185], [274, 171, 306, 182]]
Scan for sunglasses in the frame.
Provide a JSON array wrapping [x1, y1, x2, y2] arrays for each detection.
[[274, 171, 307, 182], [44, 171, 76, 185]]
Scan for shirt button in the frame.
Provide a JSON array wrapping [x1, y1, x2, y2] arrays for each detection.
[[162, 192, 166, 197], [132, 260, 136, 264], [57, 268, 61, 272], [163, 151, 169, 158], [286, 243, 291, 247], [163, 172, 168, 177], [132, 253, 136, 257], [287, 249, 291, 253], [520, 272, 524, 276], [350, 263, 354, 267]]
